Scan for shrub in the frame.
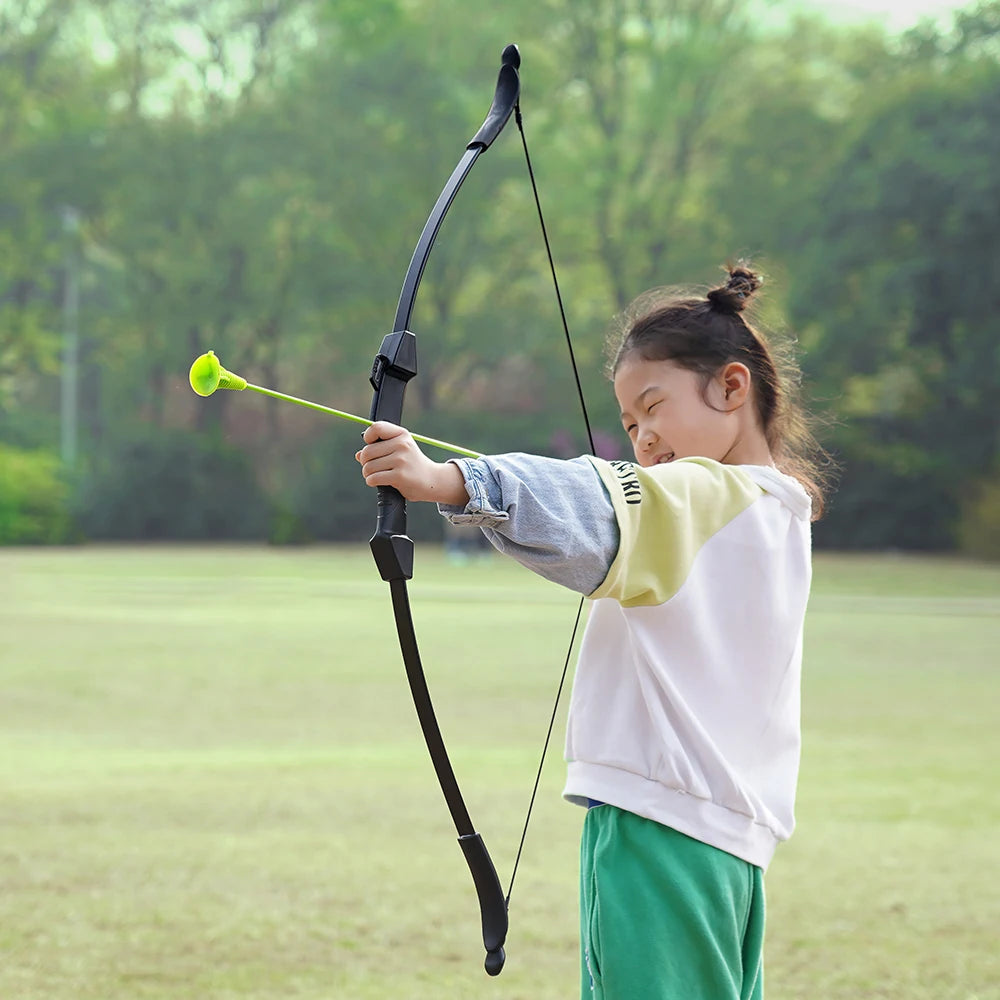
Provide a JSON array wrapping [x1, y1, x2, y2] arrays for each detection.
[[0, 445, 74, 544]]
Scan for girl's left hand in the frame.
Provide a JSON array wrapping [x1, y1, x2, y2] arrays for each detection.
[[356, 421, 468, 505]]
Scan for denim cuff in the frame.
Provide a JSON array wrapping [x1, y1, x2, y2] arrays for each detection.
[[436, 458, 510, 526]]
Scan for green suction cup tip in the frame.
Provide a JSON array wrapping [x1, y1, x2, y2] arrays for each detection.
[[189, 351, 221, 396]]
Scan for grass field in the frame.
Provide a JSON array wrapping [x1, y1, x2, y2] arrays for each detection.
[[1, 546, 998, 999]]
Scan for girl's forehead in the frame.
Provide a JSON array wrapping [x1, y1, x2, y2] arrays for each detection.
[[614, 356, 686, 397]]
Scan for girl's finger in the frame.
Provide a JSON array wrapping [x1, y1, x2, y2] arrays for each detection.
[[357, 435, 411, 465], [363, 468, 405, 489], [362, 420, 407, 444], [359, 453, 403, 478]]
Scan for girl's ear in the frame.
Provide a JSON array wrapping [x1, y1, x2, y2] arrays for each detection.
[[716, 362, 752, 410]]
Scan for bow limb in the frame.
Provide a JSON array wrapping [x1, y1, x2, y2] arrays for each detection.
[[366, 44, 520, 978]]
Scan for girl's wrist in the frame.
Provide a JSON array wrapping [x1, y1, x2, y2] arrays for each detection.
[[429, 460, 468, 506]]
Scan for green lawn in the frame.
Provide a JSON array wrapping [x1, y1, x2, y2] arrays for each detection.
[[1, 547, 998, 999]]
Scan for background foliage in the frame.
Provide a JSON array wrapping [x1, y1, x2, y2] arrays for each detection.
[[1, 0, 998, 553]]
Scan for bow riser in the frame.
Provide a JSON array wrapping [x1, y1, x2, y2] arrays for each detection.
[[369, 330, 417, 581]]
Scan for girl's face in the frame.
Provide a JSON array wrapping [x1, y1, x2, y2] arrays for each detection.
[[614, 355, 738, 468]]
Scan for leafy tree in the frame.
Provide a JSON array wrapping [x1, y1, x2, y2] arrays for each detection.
[[789, 11, 1000, 548], [0, 0, 110, 426], [1, 0, 997, 549]]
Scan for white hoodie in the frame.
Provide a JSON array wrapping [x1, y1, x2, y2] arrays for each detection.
[[443, 454, 813, 870]]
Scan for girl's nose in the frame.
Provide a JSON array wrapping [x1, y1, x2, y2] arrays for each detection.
[[638, 424, 658, 449]]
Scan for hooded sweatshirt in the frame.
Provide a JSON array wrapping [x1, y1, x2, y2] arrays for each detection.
[[441, 453, 812, 869]]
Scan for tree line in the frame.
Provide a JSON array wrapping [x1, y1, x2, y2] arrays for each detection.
[[1, 0, 998, 555]]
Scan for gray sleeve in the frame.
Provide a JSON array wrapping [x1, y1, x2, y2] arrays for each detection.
[[437, 453, 619, 595]]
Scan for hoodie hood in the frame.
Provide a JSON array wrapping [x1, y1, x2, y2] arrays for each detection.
[[743, 465, 812, 521]]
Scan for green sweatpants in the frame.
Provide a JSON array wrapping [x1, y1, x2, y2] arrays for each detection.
[[579, 805, 766, 1000]]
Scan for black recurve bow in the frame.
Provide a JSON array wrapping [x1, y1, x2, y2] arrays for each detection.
[[366, 43, 594, 977]]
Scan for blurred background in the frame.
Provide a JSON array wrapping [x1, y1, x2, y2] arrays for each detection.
[[2, 0, 998, 556], [2, 6, 998, 997]]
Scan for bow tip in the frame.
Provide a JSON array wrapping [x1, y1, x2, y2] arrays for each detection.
[[502, 43, 520, 69], [485, 946, 506, 977]]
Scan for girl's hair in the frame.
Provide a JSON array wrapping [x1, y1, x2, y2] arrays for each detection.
[[606, 263, 828, 520]]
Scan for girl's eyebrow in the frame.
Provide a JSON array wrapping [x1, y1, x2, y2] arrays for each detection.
[[619, 385, 662, 420]]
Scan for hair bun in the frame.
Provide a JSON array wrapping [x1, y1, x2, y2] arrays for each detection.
[[707, 264, 762, 314]]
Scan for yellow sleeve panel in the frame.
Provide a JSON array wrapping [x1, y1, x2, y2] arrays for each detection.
[[587, 457, 763, 607]]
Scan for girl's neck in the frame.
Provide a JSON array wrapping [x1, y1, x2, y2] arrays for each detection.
[[719, 427, 774, 468]]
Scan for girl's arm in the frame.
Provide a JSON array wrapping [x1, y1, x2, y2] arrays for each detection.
[[357, 421, 618, 595]]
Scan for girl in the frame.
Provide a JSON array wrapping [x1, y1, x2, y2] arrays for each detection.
[[356, 265, 824, 1000]]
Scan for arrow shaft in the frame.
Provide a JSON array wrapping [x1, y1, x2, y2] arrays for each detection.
[[245, 383, 480, 459]]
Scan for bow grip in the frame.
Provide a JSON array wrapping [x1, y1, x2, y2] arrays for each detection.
[[369, 330, 417, 582]]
